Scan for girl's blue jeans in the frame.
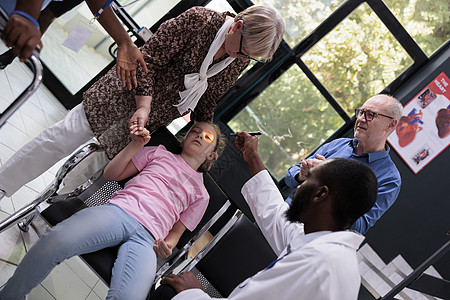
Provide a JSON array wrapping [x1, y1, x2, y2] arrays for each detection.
[[0, 204, 157, 300]]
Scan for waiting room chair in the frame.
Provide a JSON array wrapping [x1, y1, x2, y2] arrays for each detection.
[[150, 210, 278, 299]]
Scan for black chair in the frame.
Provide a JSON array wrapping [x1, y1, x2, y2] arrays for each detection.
[[153, 211, 277, 298]]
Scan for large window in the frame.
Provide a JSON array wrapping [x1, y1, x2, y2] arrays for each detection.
[[38, 0, 448, 181], [40, 0, 183, 94], [228, 65, 343, 179], [302, 2, 414, 114], [224, 0, 449, 180], [255, 0, 347, 48], [41, 2, 114, 94], [117, 0, 180, 30], [384, 0, 449, 56]]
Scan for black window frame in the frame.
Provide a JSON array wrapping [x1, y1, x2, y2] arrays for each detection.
[[41, 0, 448, 174], [213, 0, 446, 186]]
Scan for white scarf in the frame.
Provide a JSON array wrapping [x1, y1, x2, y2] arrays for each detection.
[[175, 18, 235, 114]]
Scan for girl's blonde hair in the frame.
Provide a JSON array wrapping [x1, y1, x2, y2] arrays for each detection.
[[235, 5, 285, 62], [179, 121, 226, 171]]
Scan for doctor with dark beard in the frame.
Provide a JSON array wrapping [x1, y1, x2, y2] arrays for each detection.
[[156, 132, 378, 300]]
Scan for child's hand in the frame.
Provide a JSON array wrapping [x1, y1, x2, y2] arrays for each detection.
[[131, 128, 151, 145], [153, 239, 174, 258]]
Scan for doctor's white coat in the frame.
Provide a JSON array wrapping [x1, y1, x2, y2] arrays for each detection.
[[173, 170, 365, 300]]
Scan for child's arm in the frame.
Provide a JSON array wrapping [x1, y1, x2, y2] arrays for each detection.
[[103, 128, 151, 181], [153, 221, 186, 258]]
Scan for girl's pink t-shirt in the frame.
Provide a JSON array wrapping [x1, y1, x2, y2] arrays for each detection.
[[108, 145, 209, 240]]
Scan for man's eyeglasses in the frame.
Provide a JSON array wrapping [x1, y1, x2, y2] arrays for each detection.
[[237, 32, 263, 63], [355, 109, 393, 121]]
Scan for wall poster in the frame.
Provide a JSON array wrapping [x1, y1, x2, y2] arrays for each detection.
[[388, 72, 450, 174]]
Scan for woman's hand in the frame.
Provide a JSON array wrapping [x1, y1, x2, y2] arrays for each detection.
[[116, 43, 148, 90], [129, 107, 150, 135], [153, 239, 174, 258]]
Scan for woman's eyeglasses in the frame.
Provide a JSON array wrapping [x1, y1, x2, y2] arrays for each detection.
[[355, 109, 393, 121], [237, 32, 263, 63]]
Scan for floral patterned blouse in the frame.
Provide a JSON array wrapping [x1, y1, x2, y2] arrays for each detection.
[[83, 7, 249, 158]]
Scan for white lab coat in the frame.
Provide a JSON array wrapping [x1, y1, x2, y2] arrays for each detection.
[[173, 170, 365, 300]]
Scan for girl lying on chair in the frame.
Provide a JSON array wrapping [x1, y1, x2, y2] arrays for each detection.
[[0, 121, 224, 300]]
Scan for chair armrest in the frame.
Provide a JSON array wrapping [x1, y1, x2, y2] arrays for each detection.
[[153, 200, 233, 283], [0, 143, 103, 233], [180, 210, 243, 274]]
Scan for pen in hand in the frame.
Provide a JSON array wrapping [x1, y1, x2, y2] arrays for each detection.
[[230, 132, 262, 136]]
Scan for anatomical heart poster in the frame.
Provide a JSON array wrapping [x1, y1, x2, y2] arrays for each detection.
[[388, 72, 450, 174]]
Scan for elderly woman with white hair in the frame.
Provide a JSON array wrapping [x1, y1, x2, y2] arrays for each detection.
[[0, 5, 285, 201]]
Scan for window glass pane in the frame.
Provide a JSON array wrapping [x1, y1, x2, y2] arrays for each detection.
[[228, 65, 344, 180], [118, 0, 180, 28], [252, 0, 347, 48], [41, 1, 183, 94], [302, 2, 414, 115], [41, 2, 114, 94], [384, 0, 449, 57], [206, 0, 235, 13]]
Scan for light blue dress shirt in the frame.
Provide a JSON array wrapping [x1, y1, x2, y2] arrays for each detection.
[[284, 138, 401, 234]]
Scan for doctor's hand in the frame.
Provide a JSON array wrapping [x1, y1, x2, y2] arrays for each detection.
[[235, 132, 265, 176], [161, 272, 203, 293], [297, 154, 326, 182], [234, 132, 259, 163]]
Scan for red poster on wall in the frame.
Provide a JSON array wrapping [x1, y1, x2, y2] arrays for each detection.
[[388, 72, 450, 174]]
